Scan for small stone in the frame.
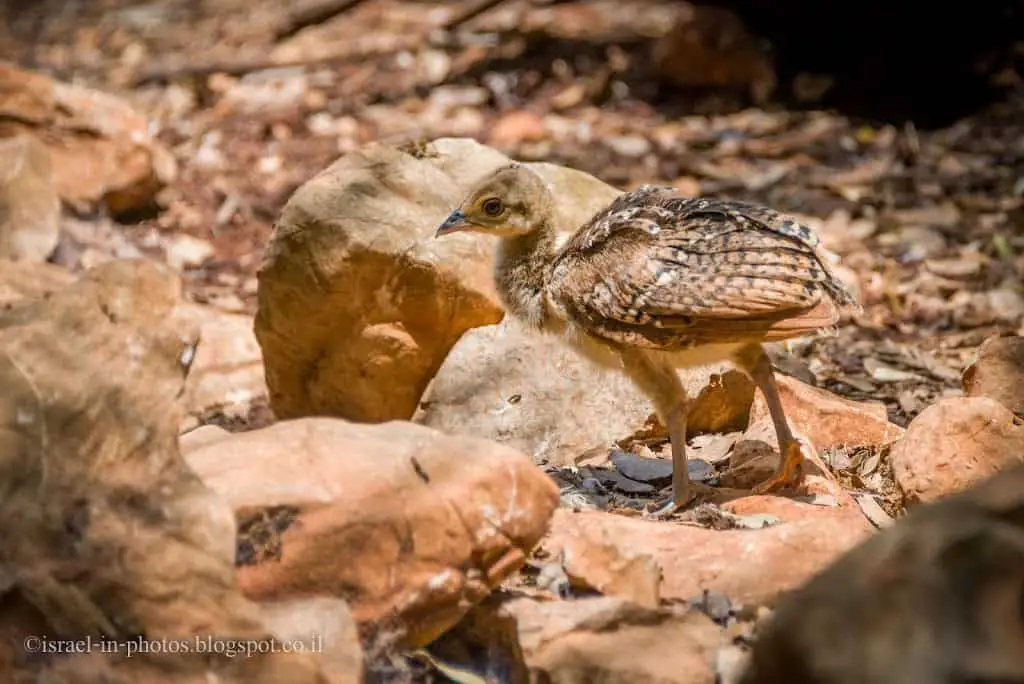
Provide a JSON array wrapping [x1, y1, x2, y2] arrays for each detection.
[[427, 85, 490, 111], [925, 257, 983, 278], [691, 589, 733, 625], [611, 449, 674, 483], [220, 68, 309, 115], [594, 468, 656, 494], [306, 112, 339, 136], [687, 369, 756, 436], [490, 111, 548, 148], [416, 49, 451, 84], [559, 529, 661, 608], [863, 358, 924, 383], [987, 286, 1024, 323], [164, 234, 215, 271], [176, 304, 267, 423], [606, 135, 652, 158], [891, 225, 946, 260], [258, 154, 284, 174]]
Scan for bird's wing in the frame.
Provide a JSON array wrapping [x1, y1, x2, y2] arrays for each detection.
[[550, 188, 858, 348]]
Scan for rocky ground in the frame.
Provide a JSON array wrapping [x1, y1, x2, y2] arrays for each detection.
[[2, 1, 1024, 682]]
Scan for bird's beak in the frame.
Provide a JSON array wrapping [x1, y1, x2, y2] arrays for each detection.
[[436, 209, 469, 237]]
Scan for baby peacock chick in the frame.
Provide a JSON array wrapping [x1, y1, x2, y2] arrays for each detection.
[[436, 163, 859, 516]]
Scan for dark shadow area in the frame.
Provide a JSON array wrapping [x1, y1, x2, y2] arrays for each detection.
[[697, 0, 1024, 128]]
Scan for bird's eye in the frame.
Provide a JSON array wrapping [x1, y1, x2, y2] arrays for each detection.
[[482, 198, 503, 216]]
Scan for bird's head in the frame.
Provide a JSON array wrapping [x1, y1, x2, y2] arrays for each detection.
[[436, 162, 553, 239]]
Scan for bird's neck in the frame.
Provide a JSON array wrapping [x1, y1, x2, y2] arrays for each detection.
[[494, 222, 559, 328]]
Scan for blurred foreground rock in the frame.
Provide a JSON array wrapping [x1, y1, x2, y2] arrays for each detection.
[[0, 257, 73, 305], [0, 258, 268, 426], [0, 64, 176, 215], [891, 397, 1024, 505], [255, 137, 620, 423], [0, 135, 60, 261], [433, 594, 722, 684], [416, 319, 754, 466], [182, 417, 559, 648], [741, 462, 1024, 684], [258, 598, 363, 679], [510, 597, 720, 683], [0, 260, 336, 683]]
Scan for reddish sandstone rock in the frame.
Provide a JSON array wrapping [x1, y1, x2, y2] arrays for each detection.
[[0, 64, 175, 214], [890, 396, 1024, 505], [184, 418, 560, 647], [962, 334, 1024, 417], [543, 497, 872, 606], [0, 260, 329, 683]]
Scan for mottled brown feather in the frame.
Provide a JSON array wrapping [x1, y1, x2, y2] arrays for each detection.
[[548, 185, 858, 350]]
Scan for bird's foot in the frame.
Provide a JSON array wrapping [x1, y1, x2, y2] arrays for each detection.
[[751, 472, 790, 495], [644, 498, 681, 519], [643, 489, 696, 519], [752, 436, 813, 495], [753, 436, 843, 498], [790, 436, 846, 500], [794, 436, 838, 482]]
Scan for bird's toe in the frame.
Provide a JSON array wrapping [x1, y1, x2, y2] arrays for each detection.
[[644, 498, 681, 519]]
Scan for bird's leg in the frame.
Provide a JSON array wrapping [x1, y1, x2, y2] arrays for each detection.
[[618, 350, 692, 518], [735, 345, 835, 494], [649, 397, 690, 518]]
